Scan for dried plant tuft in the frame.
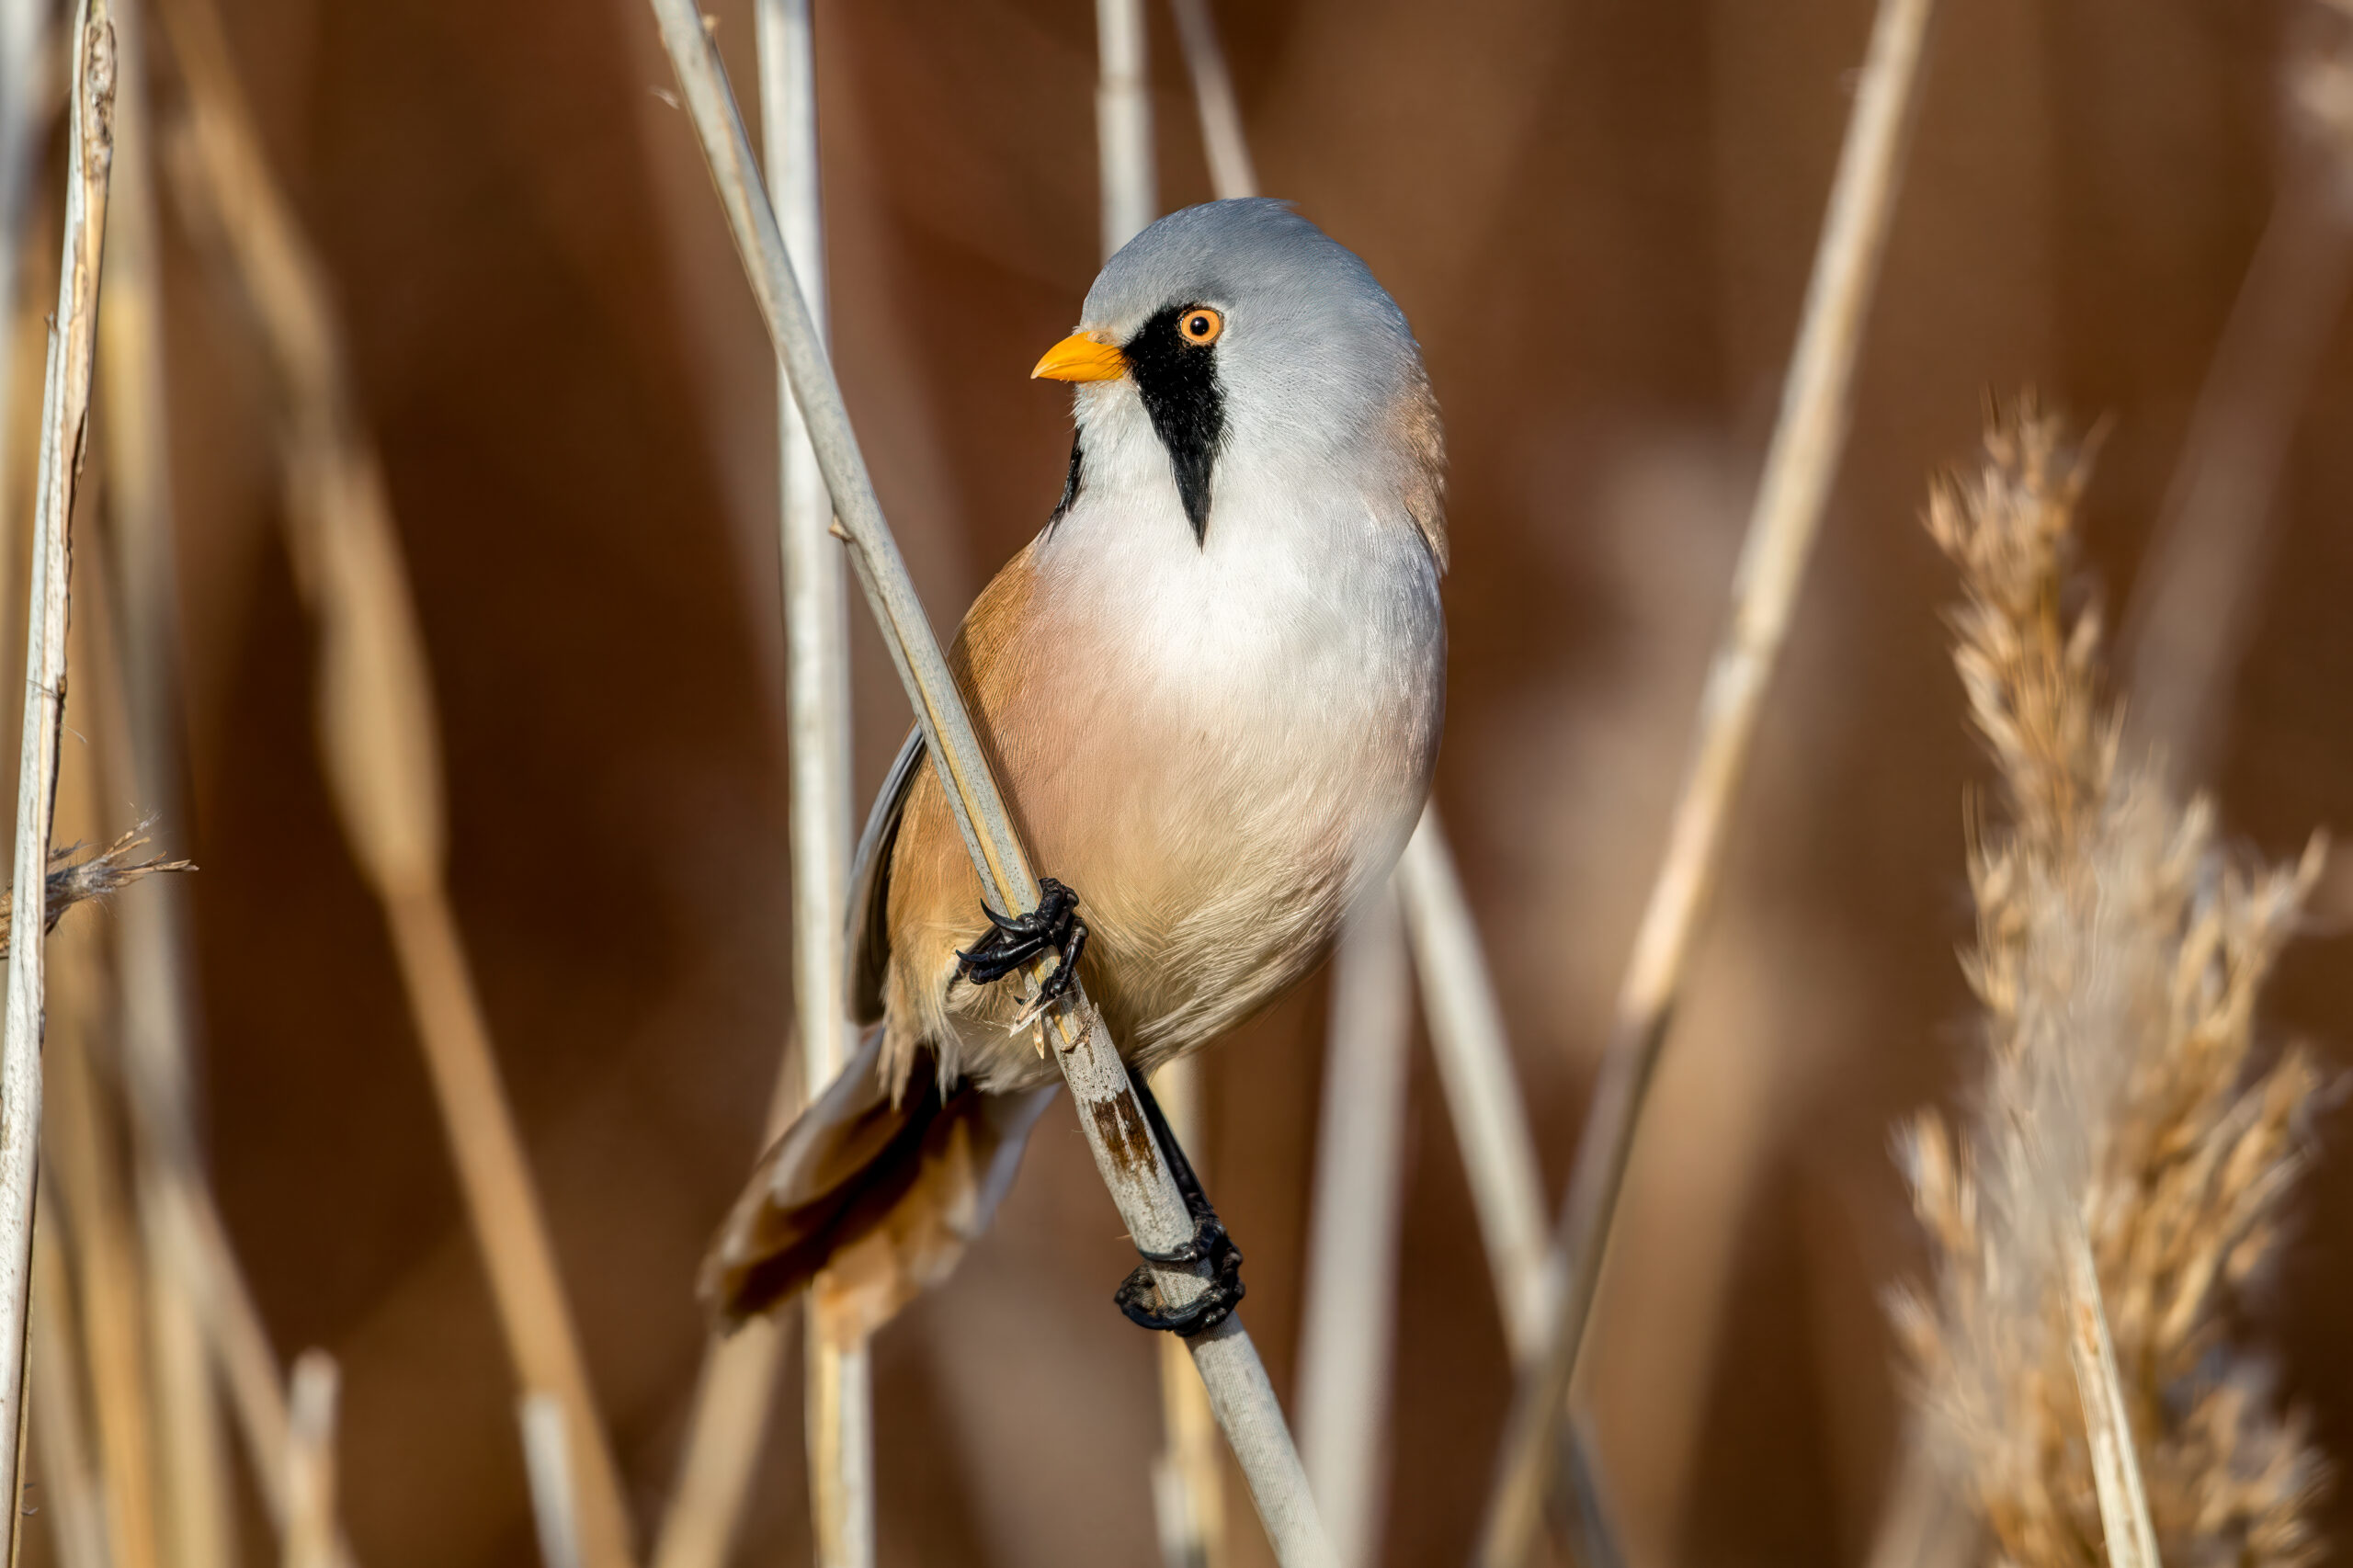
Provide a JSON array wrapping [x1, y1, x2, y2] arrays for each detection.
[[1892, 397, 2329, 1568], [0, 827, 192, 959]]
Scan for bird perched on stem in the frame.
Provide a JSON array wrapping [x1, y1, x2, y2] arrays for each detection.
[[703, 199, 1448, 1342]]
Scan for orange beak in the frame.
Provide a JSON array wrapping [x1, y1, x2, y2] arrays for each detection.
[[1030, 332, 1128, 383]]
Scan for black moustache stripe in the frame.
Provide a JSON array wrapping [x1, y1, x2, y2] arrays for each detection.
[[1123, 303, 1224, 545], [1048, 429, 1085, 532]]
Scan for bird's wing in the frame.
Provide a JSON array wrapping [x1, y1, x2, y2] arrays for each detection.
[[846, 725, 927, 1024]]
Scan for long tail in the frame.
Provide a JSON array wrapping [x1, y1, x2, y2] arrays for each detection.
[[699, 1026, 1055, 1344]]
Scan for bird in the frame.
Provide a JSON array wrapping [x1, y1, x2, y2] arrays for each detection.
[[701, 198, 1448, 1345]]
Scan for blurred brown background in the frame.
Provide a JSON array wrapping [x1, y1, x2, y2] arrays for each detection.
[[6, 0, 2349, 1563]]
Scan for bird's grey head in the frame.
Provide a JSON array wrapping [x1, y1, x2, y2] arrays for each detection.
[[1034, 199, 1445, 560]]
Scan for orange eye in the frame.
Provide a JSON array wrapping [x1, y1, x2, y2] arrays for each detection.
[[1177, 307, 1223, 346]]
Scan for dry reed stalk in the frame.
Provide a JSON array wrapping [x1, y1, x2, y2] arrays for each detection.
[[1478, 0, 1937, 1559], [2119, 0, 2353, 789], [762, 0, 870, 1556], [1892, 403, 2326, 1568], [43, 920, 162, 1568], [645, 9, 1331, 1561], [647, 3, 870, 1562], [0, 0, 48, 530], [1166, 0, 1255, 206], [0, 0, 114, 1528], [522, 1391, 590, 1568], [150, 3, 640, 1562], [1392, 811, 1550, 1357], [94, 7, 240, 1553], [283, 1352, 339, 1568], [1294, 886, 1412, 1568], [30, 1209, 109, 1568], [1147, 1062, 1227, 1568], [1096, 0, 1153, 258]]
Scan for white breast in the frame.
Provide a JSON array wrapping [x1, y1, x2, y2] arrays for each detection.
[[1016, 402, 1445, 1062]]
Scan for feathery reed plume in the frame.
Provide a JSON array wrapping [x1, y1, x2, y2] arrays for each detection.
[[0, 0, 115, 1526], [1296, 885, 1413, 1568], [646, 8, 1333, 1560], [650, 1, 870, 1562], [1893, 403, 2327, 1568], [0, 830, 190, 958], [284, 1352, 341, 1568], [2120, 0, 2353, 788], [152, 2, 639, 1561], [1480, 0, 1938, 1560]]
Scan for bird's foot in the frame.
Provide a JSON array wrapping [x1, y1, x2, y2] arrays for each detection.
[[956, 877, 1089, 1004], [1112, 1066, 1246, 1337]]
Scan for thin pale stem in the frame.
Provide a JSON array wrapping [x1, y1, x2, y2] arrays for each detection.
[[1166, 0, 1256, 203], [282, 1352, 339, 1568], [1148, 1069, 1226, 1568], [2119, 167, 2353, 788], [1476, 0, 1937, 1561], [44, 929, 161, 1568], [647, 3, 868, 1562], [1392, 810, 1550, 1357], [151, 4, 638, 1561], [1294, 886, 1412, 1568], [0, 0, 50, 529], [0, 0, 115, 1528], [30, 1210, 109, 1568], [644, 7, 1330, 1561], [1097, 0, 1154, 256], [96, 5, 239, 1558], [2060, 1213, 2161, 1568], [522, 1391, 590, 1568]]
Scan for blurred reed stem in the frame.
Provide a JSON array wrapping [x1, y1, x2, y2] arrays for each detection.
[[283, 1352, 340, 1568], [1167, 0, 1255, 206], [2119, 38, 2353, 788], [645, 8, 1331, 1560], [31, 1207, 108, 1568], [1392, 812, 1548, 1357], [522, 1391, 589, 1568], [1477, 0, 1937, 1560], [44, 904, 161, 1568], [0, 0, 48, 534], [651, 3, 871, 1563], [1295, 886, 1411, 1568], [150, 2, 638, 1562], [761, 0, 870, 1557], [96, 3, 241, 1557], [0, 0, 115, 1528], [1147, 1062, 1227, 1568]]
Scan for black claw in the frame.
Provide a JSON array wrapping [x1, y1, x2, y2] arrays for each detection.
[[956, 878, 1087, 997], [1112, 1066, 1246, 1337]]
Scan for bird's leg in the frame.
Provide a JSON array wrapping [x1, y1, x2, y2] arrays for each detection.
[[955, 877, 1089, 1003], [1113, 1062, 1245, 1336]]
